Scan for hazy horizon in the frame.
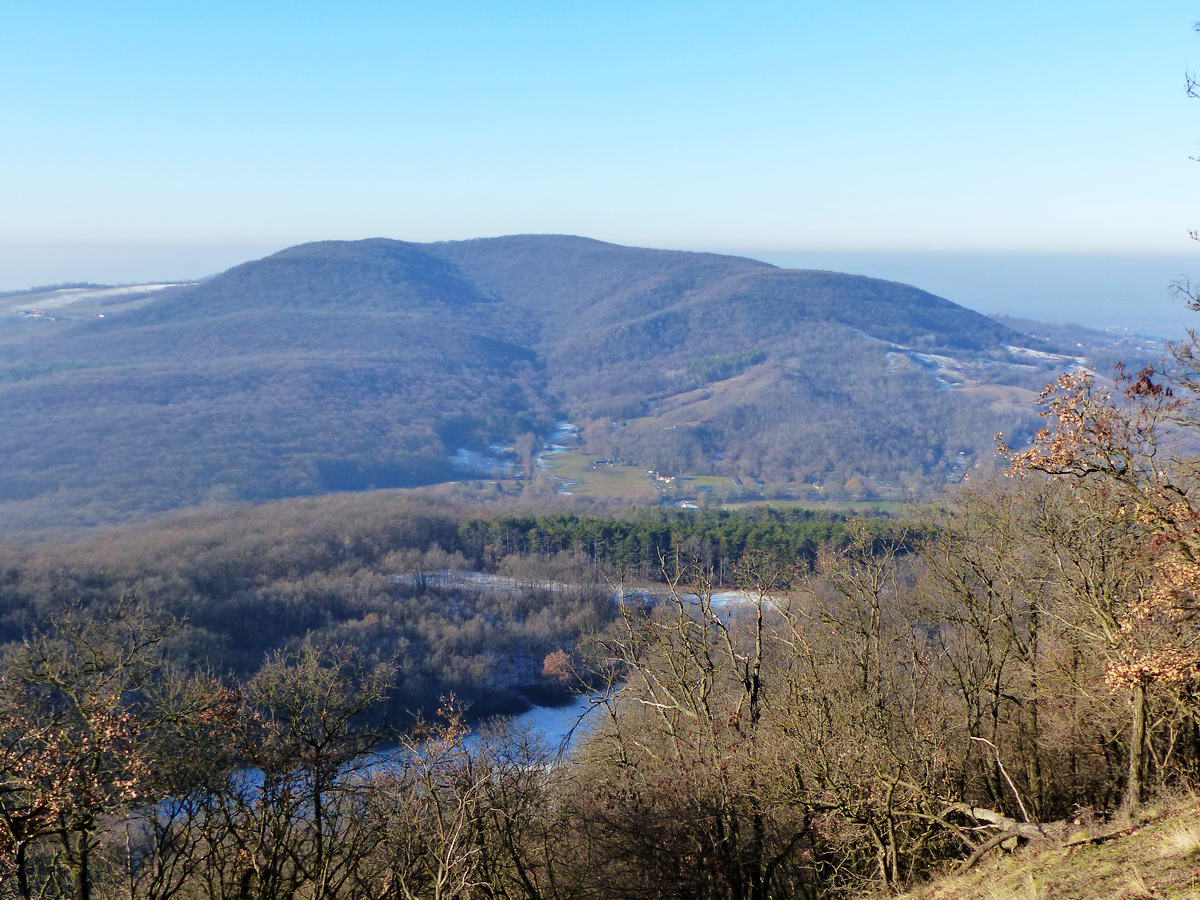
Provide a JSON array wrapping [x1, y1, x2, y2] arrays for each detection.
[[5, 4, 1200, 262], [6, 2, 1200, 337]]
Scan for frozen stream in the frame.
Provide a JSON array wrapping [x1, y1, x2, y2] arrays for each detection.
[[465, 690, 608, 758], [384, 566, 767, 759], [390, 568, 757, 611], [537, 419, 581, 494], [237, 577, 770, 789], [233, 693, 609, 792]]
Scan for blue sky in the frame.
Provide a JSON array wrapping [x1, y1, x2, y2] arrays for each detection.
[[3, 1, 1200, 330]]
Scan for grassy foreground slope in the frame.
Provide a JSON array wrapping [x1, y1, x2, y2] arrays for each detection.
[[897, 799, 1200, 900]]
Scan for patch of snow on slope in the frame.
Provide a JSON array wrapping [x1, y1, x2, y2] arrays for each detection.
[[1007, 345, 1086, 364]]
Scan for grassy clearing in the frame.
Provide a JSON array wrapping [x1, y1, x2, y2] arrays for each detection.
[[678, 474, 741, 491], [542, 451, 660, 501], [537, 458, 915, 515], [897, 799, 1200, 900], [538, 453, 913, 515]]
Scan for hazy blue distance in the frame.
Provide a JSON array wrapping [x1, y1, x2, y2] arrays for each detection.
[[754, 249, 1200, 337], [4, 1, 1200, 336]]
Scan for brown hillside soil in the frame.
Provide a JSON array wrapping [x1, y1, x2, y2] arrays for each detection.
[[896, 800, 1200, 900]]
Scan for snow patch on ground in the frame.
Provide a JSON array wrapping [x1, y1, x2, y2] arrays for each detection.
[[448, 447, 517, 477], [1007, 345, 1086, 364], [537, 419, 583, 492], [2, 283, 189, 314], [892, 348, 963, 388]]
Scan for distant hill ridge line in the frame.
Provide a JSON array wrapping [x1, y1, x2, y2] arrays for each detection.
[[0, 234, 1050, 536], [200, 234, 1031, 349]]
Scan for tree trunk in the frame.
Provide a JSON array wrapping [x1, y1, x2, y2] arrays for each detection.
[[16, 840, 31, 900], [1124, 681, 1147, 814], [73, 831, 91, 900]]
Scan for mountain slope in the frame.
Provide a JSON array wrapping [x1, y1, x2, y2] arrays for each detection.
[[0, 239, 554, 530], [0, 236, 1052, 536]]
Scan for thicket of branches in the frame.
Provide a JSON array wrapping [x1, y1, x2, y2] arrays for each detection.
[[3, 464, 1200, 897], [5, 331, 1200, 897], [0, 502, 890, 721]]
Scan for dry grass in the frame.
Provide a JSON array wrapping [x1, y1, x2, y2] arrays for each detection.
[[896, 799, 1200, 900], [983, 874, 1046, 900], [1159, 822, 1200, 860], [1122, 867, 1163, 900]]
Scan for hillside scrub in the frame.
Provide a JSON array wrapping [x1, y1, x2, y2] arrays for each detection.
[[6, 328, 1200, 896], [3, 463, 1200, 896], [0, 500, 891, 722]]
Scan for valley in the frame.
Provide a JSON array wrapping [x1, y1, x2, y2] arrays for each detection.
[[7, 5, 1196, 897], [0, 235, 1161, 541]]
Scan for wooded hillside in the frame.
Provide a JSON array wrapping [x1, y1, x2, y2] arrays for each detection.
[[0, 236, 1068, 537]]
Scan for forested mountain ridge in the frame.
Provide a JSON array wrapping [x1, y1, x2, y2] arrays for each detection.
[[0, 236, 1067, 536], [426, 234, 1026, 351]]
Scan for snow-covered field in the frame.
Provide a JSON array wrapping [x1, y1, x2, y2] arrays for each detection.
[[0, 282, 186, 314]]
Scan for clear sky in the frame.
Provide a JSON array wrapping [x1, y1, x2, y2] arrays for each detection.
[[3, 1, 1200, 331]]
